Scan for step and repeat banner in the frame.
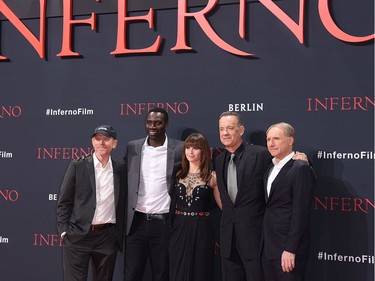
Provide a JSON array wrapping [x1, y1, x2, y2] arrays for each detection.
[[0, 0, 373, 280]]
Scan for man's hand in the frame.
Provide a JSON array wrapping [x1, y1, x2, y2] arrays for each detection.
[[293, 151, 308, 162], [76, 152, 92, 161], [281, 251, 295, 272], [60, 232, 66, 240]]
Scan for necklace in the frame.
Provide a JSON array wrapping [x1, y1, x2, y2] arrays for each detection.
[[186, 171, 200, 196]]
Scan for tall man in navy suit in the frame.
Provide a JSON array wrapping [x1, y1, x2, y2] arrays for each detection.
[[56, 125, 126, 281], [124, 108, 183, 281], [262, 122, 315, 281]]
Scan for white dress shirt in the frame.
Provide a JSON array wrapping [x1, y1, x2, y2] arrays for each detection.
[[266, 151, 295, 196], [91, 153, 116, 225], [135, 136, 170, 214]]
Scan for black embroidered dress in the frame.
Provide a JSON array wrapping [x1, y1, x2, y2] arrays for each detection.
[[169, 175, 214, 281]]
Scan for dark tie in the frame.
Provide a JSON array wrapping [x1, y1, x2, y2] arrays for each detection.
[[227, 154, 237, 202]]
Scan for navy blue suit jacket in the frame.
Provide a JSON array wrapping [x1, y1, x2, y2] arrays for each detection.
[[262, 159, 315, 260]]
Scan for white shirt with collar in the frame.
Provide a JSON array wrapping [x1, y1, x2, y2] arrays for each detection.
[[91, 152, 116, 225], [135, 136, 170, 214], [266, 151, 295, 196]]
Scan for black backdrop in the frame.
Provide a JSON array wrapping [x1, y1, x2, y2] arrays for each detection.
[[0, 0, 373, 280]]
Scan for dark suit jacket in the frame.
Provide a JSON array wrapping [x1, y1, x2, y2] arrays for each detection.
[[56, 155, 126, 251], [215, 143, 272, 260], [124, 137, 183, 235], [262, 159, 315, 260]]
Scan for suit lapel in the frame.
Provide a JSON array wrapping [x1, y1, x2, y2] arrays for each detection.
[[88, 156, 121, 207], [216, 152, 232, 203], [86, 156, 96, 193], [264, 165, 273, 202], [268, 159, 294, 201], [132, 139, 144, 191], [236, 148, 256, 196], [219, 147, 256, 204], [166, 138, 177, 192], [112, 160, 120, 206]]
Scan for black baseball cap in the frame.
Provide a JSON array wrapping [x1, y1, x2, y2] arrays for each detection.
[[92, 125, 117, 140]]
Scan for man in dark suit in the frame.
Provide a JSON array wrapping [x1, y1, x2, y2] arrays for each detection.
[[262, 122, 315, 281], [214, 111, 272, 281], [215, 112, 309, 281], [124, 107, 183, 281], [56, 125, 126, 281]]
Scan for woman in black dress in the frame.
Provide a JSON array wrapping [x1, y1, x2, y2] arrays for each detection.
[[169, 133, 222, 281]]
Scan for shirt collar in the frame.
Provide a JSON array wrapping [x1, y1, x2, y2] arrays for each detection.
[[226, 143, 244, 160], [272, 151, 295, 168], [93, 152, 113, 169], [144, 134, 168, 148]]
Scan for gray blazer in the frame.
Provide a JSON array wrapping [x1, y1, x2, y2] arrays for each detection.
[[124, 137, 183, 235], [56, 155, 126, 251]]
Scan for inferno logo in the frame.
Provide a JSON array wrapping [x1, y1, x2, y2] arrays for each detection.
[[36, 147, 93, 160], [0, 189, 19, 202], [0, 106, 22, 119], [314, 196, 374, 213], [0, 0, 373, 60], [307, 96, 374, 111], [120, 102, 189, 116], [33, 233, 63, 247]]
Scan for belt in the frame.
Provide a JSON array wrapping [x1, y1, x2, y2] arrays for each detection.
[[90, 223, 114, 231], [135, 211, 169, 221], [175, 210, 210, 217]]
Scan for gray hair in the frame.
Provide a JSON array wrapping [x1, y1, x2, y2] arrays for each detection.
[[266, 122, 296, 144], [219, 111, 243, 126]]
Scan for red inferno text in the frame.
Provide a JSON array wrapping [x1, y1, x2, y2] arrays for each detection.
[[0, 189, 19, 201], [0, 0, 373, 60], [314, 197, 375, 213], [0, 106, 22, 118], [120, 102, 189, 116], [33, 234, 62, 246], [307, 96, 374, 111], [36, 147, 93, 159]]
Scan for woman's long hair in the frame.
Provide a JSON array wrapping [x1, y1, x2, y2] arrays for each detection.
[[176, 133, 212, 182]]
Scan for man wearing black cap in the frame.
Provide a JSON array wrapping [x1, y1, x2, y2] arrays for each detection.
[[57, 125, 126, 281]]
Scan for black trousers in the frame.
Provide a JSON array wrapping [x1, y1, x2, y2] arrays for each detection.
[[124, 212, 170, 281], [62, 225, 118, 281], [221, 230, 264, 281]]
